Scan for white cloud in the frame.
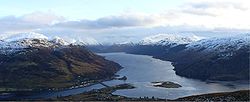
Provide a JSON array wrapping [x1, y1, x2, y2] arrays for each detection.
[[53, 13, 163, 30], [0, 0, 249, 44], [163, 0, 250, 29], [0, 11, 64, 33], [51, 0, 249, 30], [22, 11, 65, 25]]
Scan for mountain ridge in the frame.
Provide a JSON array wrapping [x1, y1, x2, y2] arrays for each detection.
[[86, 33, 250, 81], [0, 32, 122, 90], [139, 34, 202, 46]]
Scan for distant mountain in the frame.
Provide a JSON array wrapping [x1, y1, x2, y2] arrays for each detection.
[[186, 34, 250, 54], [139, 34, 202, 47], [171, 34, 250, 81], [0, 32, 122, 90], [0, 32, 100, 46], [0, 34, 69, 54], [87, 33, 250, 81], [3, 32, 49, 42], [87, 34, 202, 56]]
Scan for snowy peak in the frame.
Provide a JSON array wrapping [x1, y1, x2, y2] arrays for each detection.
[[0, 32, 104, 54], [140, 34, 202, 46], [0, 32, 83, 54], [0, 38, 59, 52], [0, 32, 99, 46], [186, 34, 250, 53], [0, 33, 69, 49], [50, 36, 69, 45], [72, 40, 86, 46], [4, 32, 48, 42], [71, 38, 100, 46], [14, 39, 53, 48]]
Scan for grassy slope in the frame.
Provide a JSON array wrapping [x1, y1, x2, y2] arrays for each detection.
[[0, 45, 121, 90]]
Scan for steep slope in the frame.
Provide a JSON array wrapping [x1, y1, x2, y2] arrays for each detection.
[[87, 34, 250, 81], [0, 33, 122, 90], [172, 34, 250, 81], [186, 34, 250, 54]]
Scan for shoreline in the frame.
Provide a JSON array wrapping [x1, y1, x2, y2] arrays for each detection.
[[0, 74, 123, 100], [51, 84, 250, 101]]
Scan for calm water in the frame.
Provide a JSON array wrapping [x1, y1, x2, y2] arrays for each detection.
[[100, 52, 250, 99]]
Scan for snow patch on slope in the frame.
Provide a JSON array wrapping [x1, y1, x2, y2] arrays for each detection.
[[0, 32, 99, 54], [186, 34, 250, 53], [140, 34, 203, 46], [70, 38, 99, 46], [50, 36, 70, 45], [4, 32, 48, 42]]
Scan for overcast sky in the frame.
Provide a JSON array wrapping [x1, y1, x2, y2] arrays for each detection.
[[0, 0, 249, 44]]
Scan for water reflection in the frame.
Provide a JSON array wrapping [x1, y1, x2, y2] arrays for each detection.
[[100, 53, 249, 99]]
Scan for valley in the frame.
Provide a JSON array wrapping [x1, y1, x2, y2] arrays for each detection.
[[87, 34, 250, 81], [0, 33, 249, 101], [1, 0, 250, 101], [1, 52, 249, 101]]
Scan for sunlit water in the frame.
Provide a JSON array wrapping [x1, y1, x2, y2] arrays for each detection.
[[100, 52, 249, 99]]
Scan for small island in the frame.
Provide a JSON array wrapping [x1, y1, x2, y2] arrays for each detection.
[[113, 76, 128, 81], [151, 81, 182, 88]]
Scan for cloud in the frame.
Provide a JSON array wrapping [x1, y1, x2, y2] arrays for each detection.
[[0, 0, 250, 44], [22, 11, 65, 25], [51, 0, 250, 31], [53, 13, 160, 30], [188, 0, 249, 10], [181, 0, 250, 17], [1, 0, 250, 34], [0, 11, 64, 33], [158, 0, 250, 30]]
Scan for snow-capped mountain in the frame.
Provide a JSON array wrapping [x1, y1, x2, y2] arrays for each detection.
[[0, 32, 88, 54], [0, 39, 65, 54], [85, 33, 250, 81], [0, 33, 122, 93], [139, 34, 202, 47], [71, 38, 100, 46], [186, 34, 250, 54], [171, 34, 250, 81], [4, 32, 49, 42], [50, 36, 70, 45], [0, 33, 69, 47]]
